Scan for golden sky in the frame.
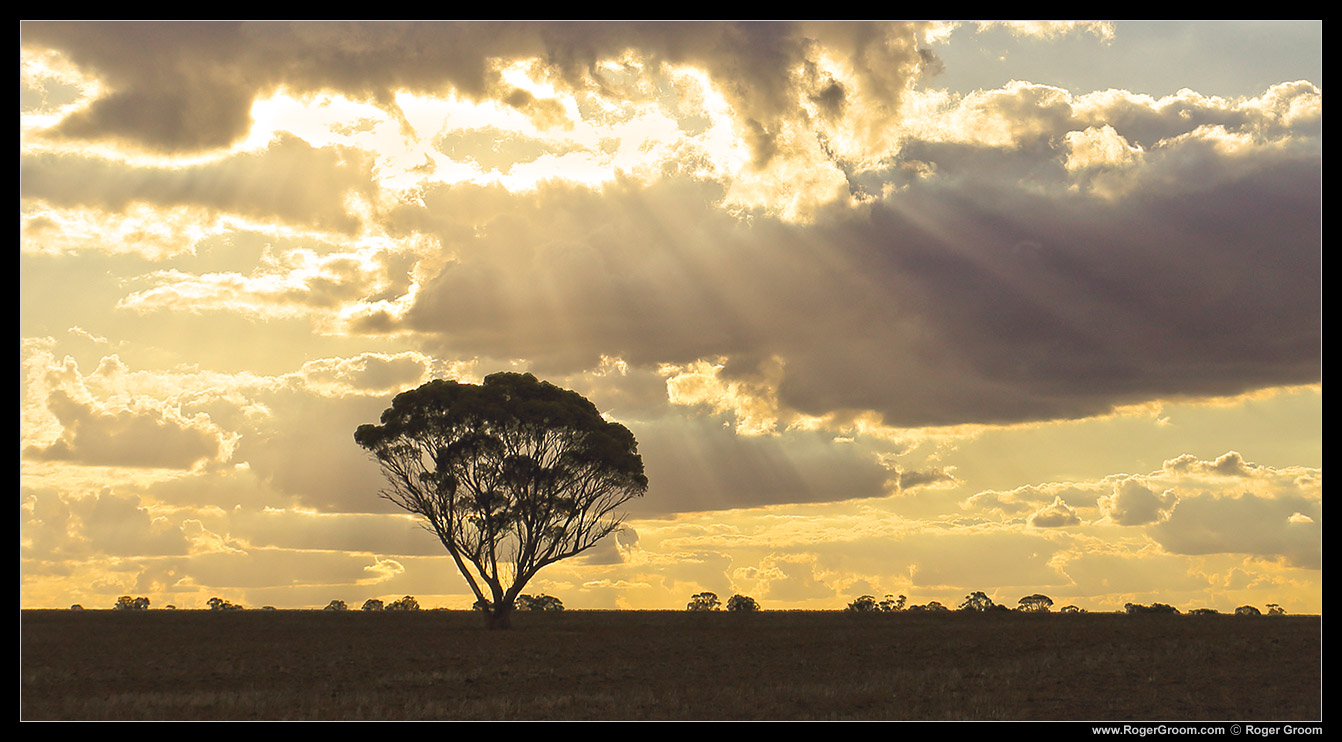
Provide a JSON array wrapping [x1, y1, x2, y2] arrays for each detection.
[[20, 21, 1322, 613]]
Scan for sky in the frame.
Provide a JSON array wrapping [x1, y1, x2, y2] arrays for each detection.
[[20, 21, 1322, 613]]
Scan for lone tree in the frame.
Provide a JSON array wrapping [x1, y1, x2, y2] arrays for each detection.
[[355, 373, 648, 630]]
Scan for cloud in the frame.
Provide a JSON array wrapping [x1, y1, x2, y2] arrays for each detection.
[[1151, 492, 1320, 569], [20, 133, 375, 233], [391, 149, 1319, 428], [21, 21, 938, 161], [1099, 478, 1176, 526], [630, 410, 896, 513], [25, 389, 226, 469], [1029, 497, 1082, 528]]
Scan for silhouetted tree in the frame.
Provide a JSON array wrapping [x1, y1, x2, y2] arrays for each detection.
[[687, 592, 721, 611], [1235, 605, 1262, 616], [362, 598, 385, 611], [113, 595, 150, 610], [1059, 605, 1085, 614], [324, 600, 348, 611], [1266, 603, 1286, 616], [386, 595, 420, 611], [1017, 594, 1054, 613], [726, 594, 760, 612], [207, 597, 243, 611], [355, 373, 647, 630], [69, 604, 83, 611], [516, 594, 564, 611], [1189, 608, 1221, 615], [879, 594, 906, 612], [1125, 602, 1179, 615], [959, 591, 996, 612], [846, 595, 879, 612]]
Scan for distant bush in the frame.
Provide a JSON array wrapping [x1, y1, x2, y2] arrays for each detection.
[[386, 595, 420, 611], [878, 594, 906, 612], [324, 600, 348, 611], [1124, 602, 1179, 615], [959, 591, 997, 612], [113, 596, 150, 611], [1235, 605, 1262, 616], [362, 599, 384, 611], [687, 592, 721, 611], [726, 594, 760, 612], [1017, 594, 1053, 613], [207, 597, 243, 611], [516, 594, 564, 611], [845, 595, 879, 612]]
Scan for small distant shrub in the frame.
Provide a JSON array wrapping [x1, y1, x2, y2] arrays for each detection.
[[686, 592, 721, 611], [959, 591, 997, 612], [386, 595, 420, 611], [362, 598, 385, 611], [516, 594, 564, 611], [726, 594, 760, 612], [1017, 594, 1054, 613], [207, 597, 243, 611], [1125, 602, 1179, 615], [324, 600, 348, 611], [878, 594, 906, 612], [113, 596, 150, 611], [845, 595, 879, 612], [1235, 605, 1262, 616]]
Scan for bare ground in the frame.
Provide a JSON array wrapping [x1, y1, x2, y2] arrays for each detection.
[[19, 609, 1321, 721]]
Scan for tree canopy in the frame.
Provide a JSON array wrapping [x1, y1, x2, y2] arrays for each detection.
[[1017, 594, 1054, 613], [726, 594, 760, 612], [687, 592, 721, 611], [355, 373, 647, 629], [959, 591, 997, 612]]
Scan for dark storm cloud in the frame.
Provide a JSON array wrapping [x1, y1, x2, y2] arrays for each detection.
[[391, 149, 1320, 427], [22, 21, 935, 159]]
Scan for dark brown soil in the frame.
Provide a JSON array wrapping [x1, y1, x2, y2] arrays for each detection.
[[20, 609, 1321, 721]]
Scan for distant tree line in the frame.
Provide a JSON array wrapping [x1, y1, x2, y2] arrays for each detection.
[[838, 592, 1289, 616], [83, 591, 1290, 616]]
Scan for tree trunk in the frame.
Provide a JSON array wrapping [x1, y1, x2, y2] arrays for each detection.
[[484, 604, 513, 630]]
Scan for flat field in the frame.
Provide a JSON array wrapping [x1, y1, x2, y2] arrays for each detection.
[[20, 609, 1321, 721]]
